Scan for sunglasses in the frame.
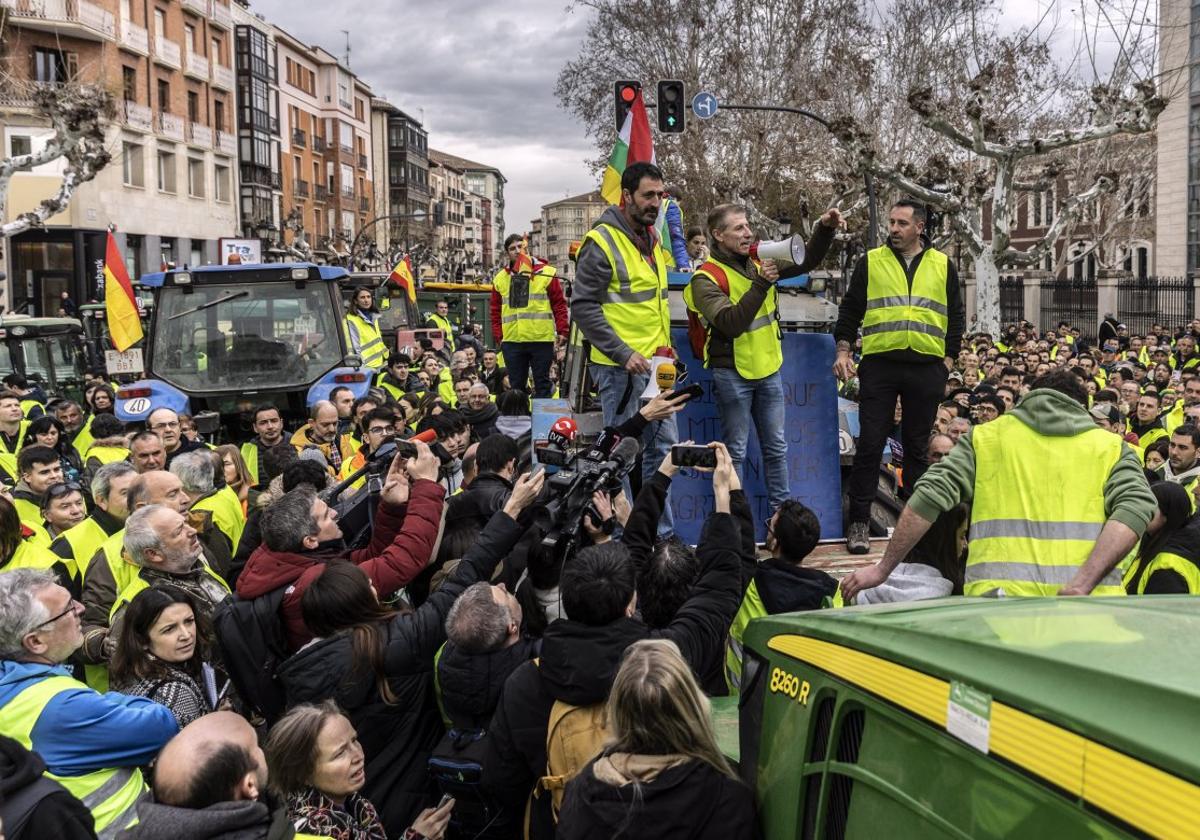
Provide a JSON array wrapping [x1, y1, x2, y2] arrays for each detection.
[[44, 481, 82, 500]]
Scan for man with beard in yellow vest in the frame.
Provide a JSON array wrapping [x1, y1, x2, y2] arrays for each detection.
[[572, 161, 678, 536], [490, 234, 568, 397], [0, 568, 178, 837], [840, 368, 1157, 602], [834, 199, 966, 554]]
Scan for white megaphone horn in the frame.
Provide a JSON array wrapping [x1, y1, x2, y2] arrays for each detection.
[[749, 234, 806, 266]]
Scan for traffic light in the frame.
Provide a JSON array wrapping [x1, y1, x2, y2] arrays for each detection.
[[657, 80, 685, 133], [614, 80, 640, 131]]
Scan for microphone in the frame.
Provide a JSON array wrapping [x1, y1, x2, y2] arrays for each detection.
[[655, 362, 678, 393], [587, 426, 623, 460], [609, 435, 641, 469], [547, 416, 578, 451]]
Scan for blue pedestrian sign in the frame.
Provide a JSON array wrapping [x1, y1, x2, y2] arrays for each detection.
[[692, 91, 718, 120]]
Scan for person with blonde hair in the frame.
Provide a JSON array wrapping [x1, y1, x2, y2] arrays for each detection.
[[556, 639, 756, 840]]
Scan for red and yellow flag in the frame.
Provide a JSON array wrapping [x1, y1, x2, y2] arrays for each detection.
[[104, 232, 143, 352], [388, 254, 417, 303]]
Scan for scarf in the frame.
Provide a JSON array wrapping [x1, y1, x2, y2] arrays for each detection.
[[287, 788, 386, 840], [460, 401, 498, 428]]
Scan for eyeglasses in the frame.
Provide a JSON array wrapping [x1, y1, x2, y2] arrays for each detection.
[[150, 421, 180, 431], [33, 599, 79, 631], [366, 426, 392, 436], [44, 481, 82, 500]]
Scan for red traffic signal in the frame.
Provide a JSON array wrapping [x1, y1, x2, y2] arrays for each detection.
[[614, 80, 641, 131]]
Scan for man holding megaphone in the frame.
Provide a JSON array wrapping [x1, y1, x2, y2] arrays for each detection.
[[683, 204, 841, 512]]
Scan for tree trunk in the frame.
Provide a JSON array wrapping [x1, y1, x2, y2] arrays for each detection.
[[975, 251, 1001, 336]]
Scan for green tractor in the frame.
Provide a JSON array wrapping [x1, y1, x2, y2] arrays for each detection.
[[0, 315, 90, 403]]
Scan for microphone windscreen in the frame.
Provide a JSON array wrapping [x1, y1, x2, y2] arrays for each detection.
[[408, 428, 439, 445], [656, 362, 678, 392]]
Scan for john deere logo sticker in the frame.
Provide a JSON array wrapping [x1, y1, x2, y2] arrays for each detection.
[[946, 681, 992, 754]]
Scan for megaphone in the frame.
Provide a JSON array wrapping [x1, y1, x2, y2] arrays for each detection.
[[641, 346, 685, 401], [749, 234, 806, 267]]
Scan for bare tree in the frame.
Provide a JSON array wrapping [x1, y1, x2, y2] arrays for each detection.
[[0, 82, 114, 237], [830, 2, 1164, 335]]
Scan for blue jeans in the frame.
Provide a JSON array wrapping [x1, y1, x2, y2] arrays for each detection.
[[501, 340, 555, 398], [590, 362, 678, 536], [711, 367, 790, 511]]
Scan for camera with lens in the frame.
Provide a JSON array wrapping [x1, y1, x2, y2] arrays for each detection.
[[534, 436, 641, 551]]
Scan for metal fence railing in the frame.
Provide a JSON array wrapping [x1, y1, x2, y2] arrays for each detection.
[[999, 277, 1024, 326], [1039, 279, 1097, 340], [1116, 276, 1195, 336]]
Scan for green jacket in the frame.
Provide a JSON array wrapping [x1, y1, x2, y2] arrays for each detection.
[[908, 389, 1156, 537]]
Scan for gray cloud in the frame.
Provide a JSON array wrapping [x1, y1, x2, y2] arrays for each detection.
[[248, 0, 600, 231]]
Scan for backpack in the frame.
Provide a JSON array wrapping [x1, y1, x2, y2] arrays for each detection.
[[212, 585, 290, 724], [684, 261, 731, 362], [528, 659, 611, 832], [428, 727, 511, 839]]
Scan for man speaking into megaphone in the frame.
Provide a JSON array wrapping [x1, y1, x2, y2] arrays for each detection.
[[683, 204, 842, 512]]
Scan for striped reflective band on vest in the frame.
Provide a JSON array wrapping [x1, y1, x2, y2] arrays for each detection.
[[969, 519, 1103, 541], [865, 295, 950, 316], [591, 226, 669, 304], [965, 561, 1124, 589], [502, 312, 553, 323], [861, 320, 946, 338], [747, 312, 778, 332]]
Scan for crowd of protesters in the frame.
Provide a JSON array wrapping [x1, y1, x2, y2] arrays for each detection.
[[4, 183, 1200, 840]]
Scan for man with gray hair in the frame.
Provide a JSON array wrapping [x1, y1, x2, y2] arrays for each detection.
[[80, 471, 228, 681], [171, 450, 245, 559], [50, 462, 138, 593], [0, 568, 178, 837], [437, 580, 535, 734], [288, 400, 351, 474], [108, 504, 230, 636]]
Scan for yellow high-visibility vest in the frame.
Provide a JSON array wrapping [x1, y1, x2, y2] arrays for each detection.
[[683, 257, 782, 379], [581, 223, 671, 366], [861, 245, 949, 359], [493, 263, 557, 343], [344, 311, 387, 369], [965, 416, 1126, 597]]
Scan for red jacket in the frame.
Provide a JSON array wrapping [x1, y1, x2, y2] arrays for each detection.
[[491, 261, 568, 344], [235, 479, 445, 651]]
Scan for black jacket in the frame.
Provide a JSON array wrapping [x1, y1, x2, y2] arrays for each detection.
[[557, 757, 756, 840], [834, 243, 964, 361], [0, 735, 95, 840], [446, 472, 512, 532], [483, 513, 744, 840], [122, 796, 293, 840], [437, 638, 539, 730], [278, 509, 527, 839], [754, 559, 837, 613]]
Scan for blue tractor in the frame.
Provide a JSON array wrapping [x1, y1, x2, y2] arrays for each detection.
[[115, 263, 371, 438]]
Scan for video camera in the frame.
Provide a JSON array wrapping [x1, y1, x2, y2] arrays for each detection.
[[534, 422, 641, 552]]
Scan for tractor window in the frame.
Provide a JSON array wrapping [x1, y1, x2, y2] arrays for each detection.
[[152, 281, 343, 392]]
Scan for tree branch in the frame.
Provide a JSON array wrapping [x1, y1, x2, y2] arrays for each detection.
[[1001, 174, 1115, 267]]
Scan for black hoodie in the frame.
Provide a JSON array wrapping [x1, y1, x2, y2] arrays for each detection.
[[557, 757, 756, 840], [753, 559, 837, 613], [483, 513, 744, 840], [0, 735, 95, 840], [437, 638, 539, 730]]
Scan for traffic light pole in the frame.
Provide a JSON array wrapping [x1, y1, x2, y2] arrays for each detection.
[[646, 99, 879, 248]]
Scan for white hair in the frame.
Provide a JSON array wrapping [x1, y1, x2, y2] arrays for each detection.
[[170, 451, 214, 495], [124, 504, 167, 567], [0, 569, 56, 659]]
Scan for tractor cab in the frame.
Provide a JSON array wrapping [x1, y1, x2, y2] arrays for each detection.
[[0, 315, 88, 403], [116, 263, 370, 436]]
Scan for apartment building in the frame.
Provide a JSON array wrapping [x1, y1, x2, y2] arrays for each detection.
[[231, 1, 281, 241], [428, 148, 466, 253], [1, 0, 239, 313], [538, 190, 607, 279], [369, 98, 430, 259], [425, 149, 505, 270], [1156, 0, 1191, 276], [273, 25, 373, 260]]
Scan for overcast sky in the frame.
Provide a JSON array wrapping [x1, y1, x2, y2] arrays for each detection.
[[246, 1, 1144, 234], [248, 0, 597, 233]]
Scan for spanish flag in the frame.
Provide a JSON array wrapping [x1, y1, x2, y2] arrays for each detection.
[[388, 254, 417, 303], [104, 232, 143, 352]]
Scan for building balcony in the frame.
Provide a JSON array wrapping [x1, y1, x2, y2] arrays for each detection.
[[211, 62, 234, 91], [296, 179, 310, 198], [188, 122, 212, 148], [315, 185, 330, 202], [216, 130, 236, 155], [312, 136, 327, 153], [292, 129, 306, 149], [118, 19, 149, 54], [154, 36, 182, 69], [181, 0, 206, 15], [1, 0, 116, 42], [209, 0, 232, 29], [121, 99, 153, 132], [358, 153, 367, 170], [338, 97, 352, 110], [158, 111, 185, 141], [341, 184, 355, 198], [359, 197, 369, 211], [340, 143, 354, 157], [184, 50, 209, 80]]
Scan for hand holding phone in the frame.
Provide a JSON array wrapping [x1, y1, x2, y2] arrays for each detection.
[[671, 444, 718, 469]]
